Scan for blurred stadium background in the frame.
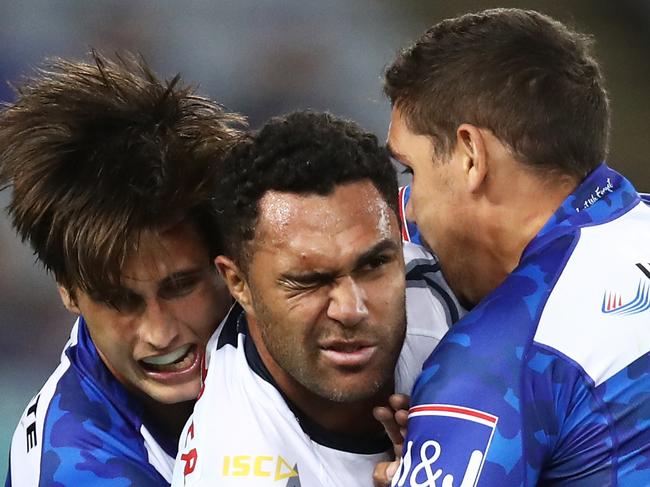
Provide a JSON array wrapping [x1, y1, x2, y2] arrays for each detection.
[[1, 0, 648, 468]]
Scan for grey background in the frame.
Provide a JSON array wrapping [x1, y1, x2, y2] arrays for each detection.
[[1, 0, 648, 468]]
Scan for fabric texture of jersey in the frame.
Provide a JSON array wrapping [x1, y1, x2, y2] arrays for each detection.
[[6, 318, 176, 486], [393, 164, 650, 486], [172, 241, 463, 487]]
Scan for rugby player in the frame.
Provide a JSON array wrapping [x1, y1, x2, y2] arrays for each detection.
[[380, 8, 650, 485], [1, 53, 244, 485], [172, 111, 463, 486]]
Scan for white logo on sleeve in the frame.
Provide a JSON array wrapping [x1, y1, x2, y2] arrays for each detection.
[[392, 405, 498, 487]]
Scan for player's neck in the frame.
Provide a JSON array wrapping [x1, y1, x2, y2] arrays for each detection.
[[141, 397, 195, 441], [283, 380, 392, 437], [454, 169, 578, 307]]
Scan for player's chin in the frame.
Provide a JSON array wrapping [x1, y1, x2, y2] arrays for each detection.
[[136, 363, 203, 404], [143, 379, 202, 405], [320, 372, 387, 403]]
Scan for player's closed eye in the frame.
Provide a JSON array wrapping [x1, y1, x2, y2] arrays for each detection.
[[281, 273, 332, 292]]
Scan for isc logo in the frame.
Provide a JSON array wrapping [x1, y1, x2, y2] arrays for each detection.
[[222, 455, 298, 481]]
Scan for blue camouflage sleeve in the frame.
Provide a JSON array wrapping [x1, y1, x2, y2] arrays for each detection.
[[38, 380, 169, 486]]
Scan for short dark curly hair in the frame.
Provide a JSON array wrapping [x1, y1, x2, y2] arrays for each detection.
[[385, 8, 609, 179], [0, 51, 246, 303], [214, 111, 398, 269]]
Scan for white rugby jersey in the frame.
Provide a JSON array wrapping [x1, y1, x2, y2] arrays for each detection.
[[172, 241, 463, 486]]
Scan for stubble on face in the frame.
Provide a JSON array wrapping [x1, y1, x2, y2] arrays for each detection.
[[244, 184, 407, 405], [251, 282, 406, 404]]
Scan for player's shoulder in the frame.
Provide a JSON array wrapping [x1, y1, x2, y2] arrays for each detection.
[[174, 345, 304, 486], [402, 239, 438, 268], [411, 197, 650, 415], [28, 375, 172, 486], [206, 302, 241, 357], [174, 310, 260, 486], [193, 303, 290, 433], [398, 241, 464, 394], [409, 221, 578, 404], [425, 200, 650, 376], [7, 321, 81, 485], [8, 320, 171, 486], [534, 200, 650, 386], [201, 302, 248, 397], [403, 240, 463, 326]]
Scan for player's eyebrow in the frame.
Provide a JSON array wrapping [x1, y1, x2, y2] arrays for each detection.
[[386, 142, 410, 165], [279, 240, 400, 286], [354, 239, 400, 270], [159, 267, 209, 288]]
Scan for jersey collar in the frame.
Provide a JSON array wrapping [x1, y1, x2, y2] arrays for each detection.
[[525, 163, 640, 258], [69, 318, 179, 457], [232, 308, 392, 454]]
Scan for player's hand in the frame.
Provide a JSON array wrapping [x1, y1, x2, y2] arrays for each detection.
[[372, 394, 410, 487]]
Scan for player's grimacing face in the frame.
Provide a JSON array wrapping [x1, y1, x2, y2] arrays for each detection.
[[60, 220, 231, 405], [244, 181, 406, 404]]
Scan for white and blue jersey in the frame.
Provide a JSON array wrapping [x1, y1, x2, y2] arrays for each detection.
[[393, 164, 650, 486], [172, 241, 464, 486], [5, 318, 175, 486]]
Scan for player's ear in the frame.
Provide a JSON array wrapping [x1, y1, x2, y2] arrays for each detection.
[[456, 123, 488, 194], [57, 285, 81, 314], [215, 255, 254, 314]]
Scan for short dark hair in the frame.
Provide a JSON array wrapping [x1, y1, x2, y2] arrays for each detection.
[[214, 111, 398, 269], [384, 8, 610, 179], [0, 51, 245, 303]]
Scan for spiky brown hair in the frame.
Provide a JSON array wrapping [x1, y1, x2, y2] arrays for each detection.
[[0, 51, 246, 303]]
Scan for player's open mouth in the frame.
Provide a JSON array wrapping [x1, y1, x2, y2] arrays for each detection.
[[139, 344, 197, 373]]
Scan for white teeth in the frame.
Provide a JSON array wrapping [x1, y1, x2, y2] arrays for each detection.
[[142, 345, 191, 366]]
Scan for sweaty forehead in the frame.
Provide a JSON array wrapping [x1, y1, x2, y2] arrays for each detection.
[[254, 182, 397, 252]]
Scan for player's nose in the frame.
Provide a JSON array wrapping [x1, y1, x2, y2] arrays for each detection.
[[327, 276, 369, 327], [139, 299, 180, 350]]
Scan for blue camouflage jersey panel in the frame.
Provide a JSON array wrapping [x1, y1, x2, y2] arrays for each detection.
[[6, 319, 176, 486], [395, 165, 650, 486]]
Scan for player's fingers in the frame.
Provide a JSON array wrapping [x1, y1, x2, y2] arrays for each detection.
[[395, 408, 409, 428], [393, 409, 409, 428], [388, 393, 410, 412], [373, 406, 403, 448], [373, 460, 399, 487], [387, 394, 410, 454]]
